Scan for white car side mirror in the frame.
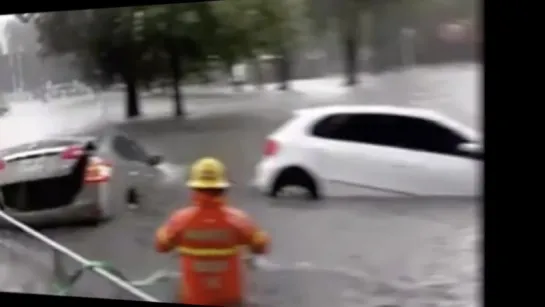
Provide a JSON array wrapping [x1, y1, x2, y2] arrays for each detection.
[[457, 142, 482, 154]]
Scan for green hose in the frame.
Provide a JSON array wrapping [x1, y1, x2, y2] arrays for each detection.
[[51, 258, 258, 296], [53, 260, 129, 296]]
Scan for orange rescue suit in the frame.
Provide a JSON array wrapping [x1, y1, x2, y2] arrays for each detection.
[[155, 191, 270, 306]]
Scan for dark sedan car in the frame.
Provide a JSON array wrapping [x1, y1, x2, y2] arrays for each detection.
[[0, 128, 164, 228]]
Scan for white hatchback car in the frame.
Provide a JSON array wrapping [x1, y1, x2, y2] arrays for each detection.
[[252, 105, 482, 199]]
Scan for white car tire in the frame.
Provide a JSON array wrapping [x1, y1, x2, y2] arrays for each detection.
[[269, 167, 320, 200]]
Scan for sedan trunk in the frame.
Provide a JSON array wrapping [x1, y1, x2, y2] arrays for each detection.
[[0, 156, 88, 212]]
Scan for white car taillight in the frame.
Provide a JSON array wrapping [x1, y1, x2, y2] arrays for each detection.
[[85, 156, 112, 183], [263, 139, 279, 157], [0, 159, 5, 171]]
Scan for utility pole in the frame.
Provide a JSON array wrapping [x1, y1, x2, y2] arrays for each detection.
[[400, 27, 417, 106], [400, 27, 416, 68], [8, 53, 17, 92], [17, 46, 25, 92]]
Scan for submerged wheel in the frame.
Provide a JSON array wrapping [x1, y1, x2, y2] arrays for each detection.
[[269, 167, 319, 200]]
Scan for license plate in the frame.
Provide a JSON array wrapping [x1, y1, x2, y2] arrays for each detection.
[[19, 158, 46, 173]]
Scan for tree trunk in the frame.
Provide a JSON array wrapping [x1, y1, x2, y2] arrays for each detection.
[[228, 63, 243, 92], [343, 36, 358, 86], [277, 49, 291, 91], [170, 54, 184, 117], [252, 57, 264, 90], [124, 74, 140, 118]]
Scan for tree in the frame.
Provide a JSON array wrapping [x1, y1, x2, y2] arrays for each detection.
[[33, 2, 306, 120], [248, 0, 305, 90], [209, 0, 255, 89], [307, 0, 379, 86], [209, 0, 302, 90], [34, 8, 161, 118], [3, 18, 40, 54], [370, 0, 479, 69], [138, 4, 212, 117], [102, 7, 156, 118]]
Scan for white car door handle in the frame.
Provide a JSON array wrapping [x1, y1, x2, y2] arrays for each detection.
[[129, 171, 139, 176]]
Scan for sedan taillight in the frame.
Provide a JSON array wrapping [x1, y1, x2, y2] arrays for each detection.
[[263, 139, 279, 157], [85, 157, 112, 183], [0, 160, 5, 171], [61, 146, 84, 160]]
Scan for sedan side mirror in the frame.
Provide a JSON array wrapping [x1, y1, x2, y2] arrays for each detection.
[[146, 155, 163, 166], [457, 142, 482, 154]]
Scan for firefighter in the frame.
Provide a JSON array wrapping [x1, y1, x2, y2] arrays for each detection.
[[155, 157, 270, 306]]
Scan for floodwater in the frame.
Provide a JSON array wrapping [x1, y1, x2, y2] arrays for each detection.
[[0, 64, 481, 306]]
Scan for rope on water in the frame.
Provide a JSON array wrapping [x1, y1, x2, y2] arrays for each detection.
[[53, 261, 129, 295], [53, 256, 262, 295]]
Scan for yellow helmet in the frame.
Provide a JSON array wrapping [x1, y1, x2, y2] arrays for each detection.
[[186, 157, 230, 189]]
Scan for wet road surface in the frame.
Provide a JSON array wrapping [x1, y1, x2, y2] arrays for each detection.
[[0, 235, 54, 294], [0, 65, 481, 306]]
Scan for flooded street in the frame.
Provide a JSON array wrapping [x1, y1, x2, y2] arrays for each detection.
[[0, 65, 481, 306]]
